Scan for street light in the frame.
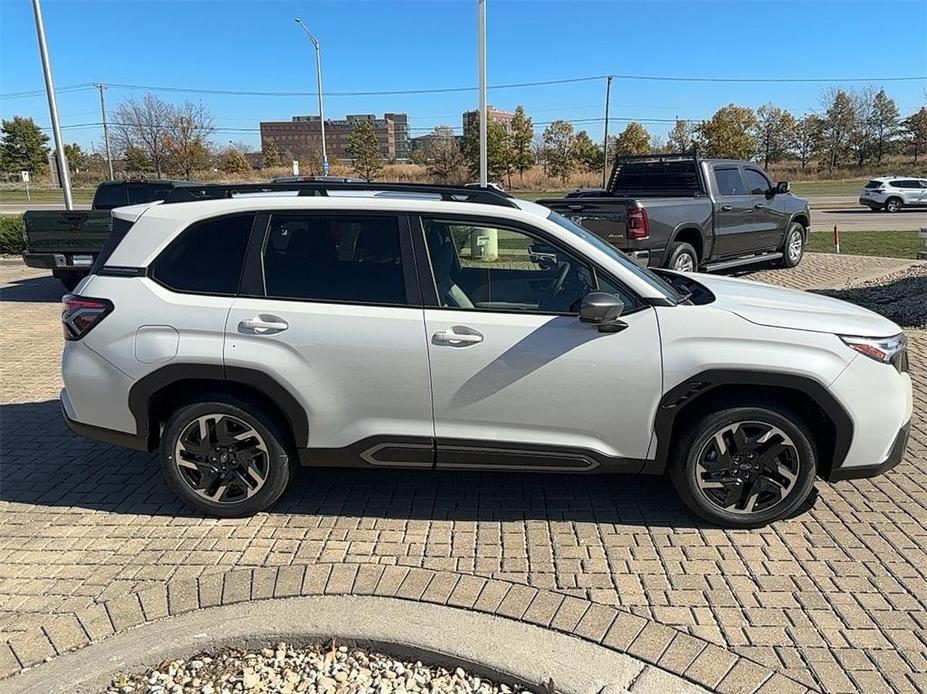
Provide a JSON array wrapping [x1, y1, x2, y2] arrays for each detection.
[[294, 17, 329, 175]]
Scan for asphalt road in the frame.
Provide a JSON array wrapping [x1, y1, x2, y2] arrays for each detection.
[[2, 196, 925, 232]]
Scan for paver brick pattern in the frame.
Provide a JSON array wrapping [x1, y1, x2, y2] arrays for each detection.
[[1, 255, 925, 692]]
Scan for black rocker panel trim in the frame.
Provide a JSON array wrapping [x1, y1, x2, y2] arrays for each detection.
[[436, 438, 644, 473], [127, 364, 310, 451], [298, 436, 435, 468], [652, 369, 854, 477]]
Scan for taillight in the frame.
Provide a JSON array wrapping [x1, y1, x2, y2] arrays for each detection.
[[62, 294, 112, 340], [627, 206, 649, 240]]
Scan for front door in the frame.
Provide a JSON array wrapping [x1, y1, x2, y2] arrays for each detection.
[[418, 217, 662, 470], [224, 212, 434, 463]]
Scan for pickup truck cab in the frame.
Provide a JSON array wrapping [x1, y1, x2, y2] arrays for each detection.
[[539, 154, 811, 273], [22, 179, 198, 290]]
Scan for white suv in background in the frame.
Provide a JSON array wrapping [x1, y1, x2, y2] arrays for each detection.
[[859, 176, 927, 212], [60, 183, 912, 527]]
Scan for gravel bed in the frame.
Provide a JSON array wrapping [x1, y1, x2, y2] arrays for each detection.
[[813, 262, 927, 328], [105, 642, 537, 694]]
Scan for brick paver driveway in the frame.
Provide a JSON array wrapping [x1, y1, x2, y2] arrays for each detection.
[[1, 254, 925, 692]]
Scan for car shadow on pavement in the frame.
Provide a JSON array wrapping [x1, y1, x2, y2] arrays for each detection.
[[0, 400, 818, 529], [0, 273, 66, 303]]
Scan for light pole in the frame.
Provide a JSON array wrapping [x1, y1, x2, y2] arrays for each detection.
[[294, 17, 329, 175], [31, 0, 73, 209], [477, 0, 487, 187]]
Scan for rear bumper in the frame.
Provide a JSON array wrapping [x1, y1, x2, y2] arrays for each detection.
[[858, 197, 881, 208], [827, 420, 910, 481], [23, 251, 96, 270], [61, 392, 148, 451]]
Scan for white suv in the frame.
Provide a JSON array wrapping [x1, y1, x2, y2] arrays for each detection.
[[61, 183, 912, 527], [859, 176, 927, 212]]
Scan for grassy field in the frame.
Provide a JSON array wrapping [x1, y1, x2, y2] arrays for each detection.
[[808, 229, 923, 259], [0, 188, 95, 204], [788, 179, 867, 196]]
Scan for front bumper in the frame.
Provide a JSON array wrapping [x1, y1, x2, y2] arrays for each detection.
[[828, 420, 910, 481]]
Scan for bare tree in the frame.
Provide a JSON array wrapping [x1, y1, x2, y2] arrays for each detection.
[[164, 101, 214, 179], [114, 94, 174, 177], [424, 126, 464, 182]]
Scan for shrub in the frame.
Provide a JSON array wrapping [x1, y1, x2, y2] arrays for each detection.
[[0, 214, 24, 255]]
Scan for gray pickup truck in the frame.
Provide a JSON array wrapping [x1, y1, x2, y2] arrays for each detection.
[[539, 153, 811, 273]]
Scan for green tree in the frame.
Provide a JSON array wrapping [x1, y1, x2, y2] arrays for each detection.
[[218, 146, 252, 174], [509, 106, 535, 179], [542, 120, 575, 182], [424, 126, 464, 182], [902, 107, 927, 163], [571, 130, 602, 172], [869, 89, 900, 164], [262, 139, 282, 168], [819, 88, 856, 173], [463, 117, 514, 183], [696, 105, 757, 160], [347, 119, 383, 181], [790, 114, 823, 172], [0, 116, 50, 175], [123, 145, 150, 173], [667, 119, 693, 153], [612, 122, 651, 158], [63, 143, 90, 173], [753, 104, 796, 168]]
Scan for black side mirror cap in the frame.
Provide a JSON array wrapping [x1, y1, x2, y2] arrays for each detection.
[[776, 181, 790, 194], [579, 292, 627, 333]]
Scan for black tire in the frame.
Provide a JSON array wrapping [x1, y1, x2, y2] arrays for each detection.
[[160, 396, 293, 517], [884, 197, 903, 213], [665, 241, 698, 273], [669, 403, 817, 528], [779, 222, 805, 268]]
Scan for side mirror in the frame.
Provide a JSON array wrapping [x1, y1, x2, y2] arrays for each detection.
[[579, 292, 627, 333], [775, 181, 790, 194]]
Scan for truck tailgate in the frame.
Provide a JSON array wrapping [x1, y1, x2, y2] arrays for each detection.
[[22, 211, 112, 253], [540, 198, 632, 246]]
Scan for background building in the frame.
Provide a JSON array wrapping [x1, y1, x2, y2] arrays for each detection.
[[260, 113, 410, 163], [462, 107, 516, 140]]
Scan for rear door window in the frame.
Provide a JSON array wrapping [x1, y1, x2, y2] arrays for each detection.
[[152, 214, 255, 295], [714, 167, 746, 196], [262, 214, 408, 305]]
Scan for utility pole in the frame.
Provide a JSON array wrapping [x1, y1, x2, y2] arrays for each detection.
[[95, 83, 114, 180], [31, 0, 72, 209], [602, 75, 613, 188], [295, 18, 329, 175], [478, 0, 487, 187]]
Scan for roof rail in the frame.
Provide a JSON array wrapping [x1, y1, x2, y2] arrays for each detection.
[[161, 181, 520, 208]]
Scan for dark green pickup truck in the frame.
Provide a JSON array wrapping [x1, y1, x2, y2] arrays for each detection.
[[22, 179, 196, 290]]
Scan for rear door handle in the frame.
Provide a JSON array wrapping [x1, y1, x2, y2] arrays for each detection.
[[753, 203, 764, 210], [721, 205, 734, 212], [433, 327, 483, 346], [238, 315, 288, 335]]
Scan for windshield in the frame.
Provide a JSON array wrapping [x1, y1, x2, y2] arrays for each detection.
[[547, 211, 683, 302]]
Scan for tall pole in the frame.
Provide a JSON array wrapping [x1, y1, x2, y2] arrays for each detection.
[[295, 18, 329, 175], [95, 83, 114, 180], [31, 0, 72, 209], [601, 75, 613, 189], [478, 0, 487, 187]]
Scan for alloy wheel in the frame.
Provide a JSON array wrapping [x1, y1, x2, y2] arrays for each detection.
[[787, 229, 803, 263], [694, 421, 800, 515], [886, 199, 901, 213], [174, 414, 269, 504], [673, 253, 695, 272]]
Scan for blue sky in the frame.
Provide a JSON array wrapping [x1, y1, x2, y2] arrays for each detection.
[[1, 0, 925, 153]]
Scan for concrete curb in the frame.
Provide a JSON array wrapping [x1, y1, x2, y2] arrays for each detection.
[[1, 595, 712, 694], [0, 566, 815, 693]]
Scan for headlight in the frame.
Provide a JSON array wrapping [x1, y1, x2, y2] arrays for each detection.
[[841, 333, 908, 371]]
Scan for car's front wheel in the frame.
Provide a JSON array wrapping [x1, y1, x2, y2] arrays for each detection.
[[160, 397, 293, 517], [669, 404, 817, 527], [779, 223, 805, 268]]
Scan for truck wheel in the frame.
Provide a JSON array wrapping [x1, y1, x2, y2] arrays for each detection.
[[779, 223, 805, 268], [669, 403, 817, 528], [884, 197, 903, 213], [665, 242, 698, 272]]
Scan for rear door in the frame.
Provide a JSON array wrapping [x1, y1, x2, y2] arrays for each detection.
[[711, 165, 754, 257], [223, 211, 434, 460], [741, 166, 785, 250]]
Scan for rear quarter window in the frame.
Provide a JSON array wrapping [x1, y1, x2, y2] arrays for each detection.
[[864, 180, 883, 189], [151, 214, 255, 295]]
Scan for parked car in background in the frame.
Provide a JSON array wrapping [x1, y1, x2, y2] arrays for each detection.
[[22, 179, 199, 290], [859, 176, 927, 213], [539, 153, 811, 273], [60, 181, 910, 527]]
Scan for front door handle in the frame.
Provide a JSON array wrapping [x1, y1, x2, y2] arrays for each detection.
[[433, 327, 483, 346], [721, 205, 734, 212], [238, 315, 289, 335]]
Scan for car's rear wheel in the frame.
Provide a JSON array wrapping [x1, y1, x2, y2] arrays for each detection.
[[666, 242, 698, 273], [160, 397, 293, 517], [669, 404, 817, 527], [885, 197, 903, 213], [779, 222, 805, 268]]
